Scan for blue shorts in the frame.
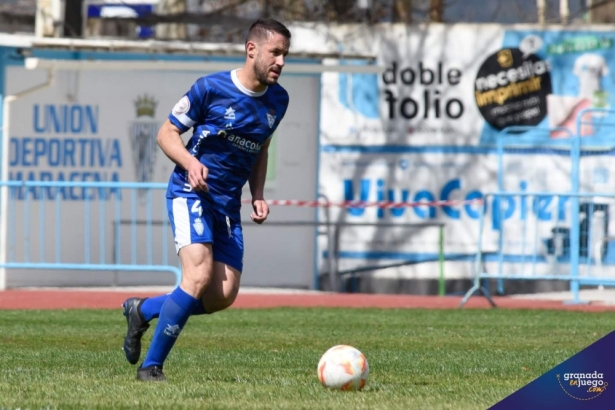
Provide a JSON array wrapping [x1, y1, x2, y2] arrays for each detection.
[[167, 196, 244, 272]]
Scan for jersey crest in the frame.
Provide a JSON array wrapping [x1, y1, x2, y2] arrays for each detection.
[[267, 112, 276, 128]]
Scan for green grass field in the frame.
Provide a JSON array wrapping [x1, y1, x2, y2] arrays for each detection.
[[0, 307, 613, 410]]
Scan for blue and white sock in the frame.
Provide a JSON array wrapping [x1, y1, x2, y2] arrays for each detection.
[[141, 286, 199, 368], [141, 292, 207, 322]]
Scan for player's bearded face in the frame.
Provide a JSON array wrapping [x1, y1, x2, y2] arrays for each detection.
[[254, 53, 275, 85], [253, 34, 289, 86]]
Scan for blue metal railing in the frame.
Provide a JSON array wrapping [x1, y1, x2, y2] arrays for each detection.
[[461, 108, 615, 307], [463, 191, 615, 307], [0, 180, 181, 288]]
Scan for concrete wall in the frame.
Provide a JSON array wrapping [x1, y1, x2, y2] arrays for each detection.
[[4, 65, 320, 289]]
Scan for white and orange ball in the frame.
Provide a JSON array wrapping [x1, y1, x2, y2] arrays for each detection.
[[317, 345, 369, 391]]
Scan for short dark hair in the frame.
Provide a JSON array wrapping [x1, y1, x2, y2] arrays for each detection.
[[246, 19, 291, 44]]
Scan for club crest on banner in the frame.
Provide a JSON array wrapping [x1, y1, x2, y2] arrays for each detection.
[[130, 95, 159, 187]]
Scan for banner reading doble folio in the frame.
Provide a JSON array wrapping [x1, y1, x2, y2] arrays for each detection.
[[319, 25, 615, 272]]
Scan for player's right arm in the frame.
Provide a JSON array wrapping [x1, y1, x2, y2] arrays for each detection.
[[157, 120, 209, 192], [161, 78, 212, 192]]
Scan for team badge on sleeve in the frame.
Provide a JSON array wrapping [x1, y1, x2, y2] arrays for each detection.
[[173, 96, 190, 115]]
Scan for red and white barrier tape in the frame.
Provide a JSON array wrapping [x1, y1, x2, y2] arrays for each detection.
[[241, 198, 484, 208]]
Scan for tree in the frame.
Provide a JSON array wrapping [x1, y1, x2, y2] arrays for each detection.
[[429, 0, 443, 22], [393, 0, 413, 23]]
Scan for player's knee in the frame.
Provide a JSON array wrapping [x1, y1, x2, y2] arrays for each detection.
[[180, 274, 212, 297], [222, 290, 239, 309], [203, 287, 239, 313], [207, 297, 235, 313], [225, 281, 240, 307]]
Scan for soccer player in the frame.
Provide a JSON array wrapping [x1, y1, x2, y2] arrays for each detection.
[[121, 18, 291, 381]]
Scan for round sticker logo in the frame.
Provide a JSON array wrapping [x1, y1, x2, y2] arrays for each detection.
[[172, 96, 190, 115], [474, 47, 552, 130]]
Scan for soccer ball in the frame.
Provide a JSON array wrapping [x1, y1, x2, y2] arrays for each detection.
[[317, 345, 369, 391]]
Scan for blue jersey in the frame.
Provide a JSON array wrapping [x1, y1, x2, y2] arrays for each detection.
[[166, 70, 289, 220]]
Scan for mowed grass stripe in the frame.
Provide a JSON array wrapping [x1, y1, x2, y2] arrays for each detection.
[[0, 308, 613, 409]]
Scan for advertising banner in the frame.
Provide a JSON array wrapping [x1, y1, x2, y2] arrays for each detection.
[[319, 25, 615, 278]]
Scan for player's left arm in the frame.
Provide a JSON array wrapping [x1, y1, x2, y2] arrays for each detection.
[[248, 137, 272, 224]]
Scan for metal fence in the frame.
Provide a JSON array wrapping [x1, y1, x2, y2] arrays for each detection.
[[0, 180, 447, 292], [461, 191, 615, 307], [461, 108, 615, 307], [0, 180, 182, 289]]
